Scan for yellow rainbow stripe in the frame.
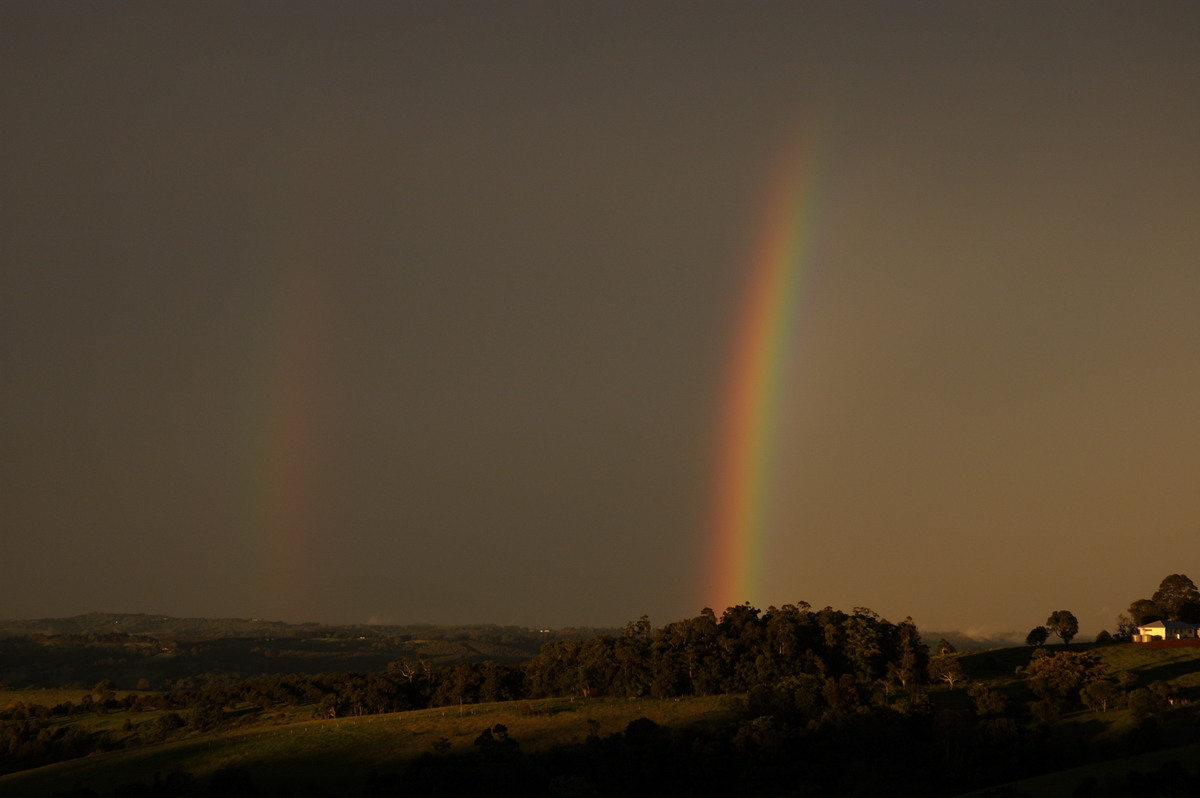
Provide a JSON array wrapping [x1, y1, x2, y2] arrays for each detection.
[[708, 129, 828, 612]]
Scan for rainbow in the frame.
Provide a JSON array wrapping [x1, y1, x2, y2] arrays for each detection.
[[241, 152, 337, 621], [707, 129, 830, 613], [247, 260, 330, 619]]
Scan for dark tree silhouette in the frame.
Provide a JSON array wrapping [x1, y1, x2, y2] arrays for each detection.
[[1151, 574, 1200, 622], [1045, 611, 1078, 646]]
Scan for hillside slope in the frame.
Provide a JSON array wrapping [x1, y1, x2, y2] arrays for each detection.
[[0, 696, 738, 798]]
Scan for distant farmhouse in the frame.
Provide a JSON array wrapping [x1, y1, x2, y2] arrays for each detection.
[[1134, 619, 1200, 642]]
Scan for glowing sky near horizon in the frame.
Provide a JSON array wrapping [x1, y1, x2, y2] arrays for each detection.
[[3, 2, 1200, 638]]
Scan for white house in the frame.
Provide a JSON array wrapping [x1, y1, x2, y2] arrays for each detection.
[[1134, 620, 1200, 642]]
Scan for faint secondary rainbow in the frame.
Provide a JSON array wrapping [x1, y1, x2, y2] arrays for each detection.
[[241, 136, 339, 621], [245, 257, 330, 620], [708, 128, 830, 613]]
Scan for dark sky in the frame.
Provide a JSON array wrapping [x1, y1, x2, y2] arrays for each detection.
[[4, 2, 1199, 637]]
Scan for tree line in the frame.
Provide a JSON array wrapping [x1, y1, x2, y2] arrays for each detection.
[[1020, 574, 1200, 648], [1121, 573, 1200, 631]]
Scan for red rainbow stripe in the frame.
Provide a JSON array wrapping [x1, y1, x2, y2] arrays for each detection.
[[707, 129, 829, 613]]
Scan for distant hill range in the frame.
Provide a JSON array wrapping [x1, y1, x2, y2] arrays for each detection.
[[0, 612, 615, 641], [923, 629, 1025, 651], [0, 613, 625, 687], [0, 613, 303, 639], [0, 612, 1015, 655]]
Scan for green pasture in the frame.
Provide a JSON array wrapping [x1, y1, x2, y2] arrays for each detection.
[[6, 642, 1200, 797], [958, 641, 1200, 687], [1093, 642, 1200, 693], [0, 688, 121, 711], [0, 695, 739, 797]]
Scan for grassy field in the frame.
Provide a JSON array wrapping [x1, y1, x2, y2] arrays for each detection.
[[958, 640, 1200, 687], [0, 688, 130, 711], [0, 689, 167, 740], [951, 642, 1200, 797], [1094, 640, 1200, 695], [6, 641, 1200, 797], [0, 694, 740, 797]]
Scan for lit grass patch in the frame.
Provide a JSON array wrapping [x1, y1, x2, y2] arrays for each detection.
[[0, 695, 739, 797], [0, 689, 152, 710]]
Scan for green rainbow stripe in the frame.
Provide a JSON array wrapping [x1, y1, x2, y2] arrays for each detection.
[[708, 129, 829, 612]]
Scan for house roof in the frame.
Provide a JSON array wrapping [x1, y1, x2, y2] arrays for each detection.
[[1137, 620, 1200, 629]]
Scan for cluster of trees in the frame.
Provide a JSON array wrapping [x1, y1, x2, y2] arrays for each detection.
[[1019, 647, 1181, 729], [0, 605, 926, 788], [65, 604, 933, 722], [2, 606, 933, 710], [0, 689, 224, 775], [12, 605, 932, 719], [1022, 575, 1200, 646], [1120, 573, 1200, 633], [1, 605, 940, 775], [15, 600, 1178, 741], [0, 717, 99, 776], [528, 605, 929, 701], [1025, 609, 1079, 647]]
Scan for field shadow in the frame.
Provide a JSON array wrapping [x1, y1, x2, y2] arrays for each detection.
[[1128, 659, 1200, 688]]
